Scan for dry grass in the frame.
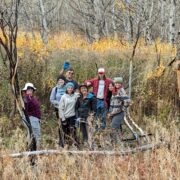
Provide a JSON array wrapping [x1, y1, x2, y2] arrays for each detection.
[[0, 31, 179, 179], [0, 117, 179, 180]]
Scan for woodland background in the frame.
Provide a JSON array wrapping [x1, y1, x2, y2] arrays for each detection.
[[0, 0, 179, 179]]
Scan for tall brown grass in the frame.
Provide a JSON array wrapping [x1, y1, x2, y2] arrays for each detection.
[[0, 117, 179, 180]]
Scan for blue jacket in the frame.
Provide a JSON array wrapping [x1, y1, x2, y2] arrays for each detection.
[[50, 85, 66, 108]]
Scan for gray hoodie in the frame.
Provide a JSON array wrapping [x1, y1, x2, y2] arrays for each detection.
[[59, 93, 79, 121]]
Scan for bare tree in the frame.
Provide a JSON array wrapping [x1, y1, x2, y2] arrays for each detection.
[[0, 0, 37, 151], [169, 0, 176, 45]]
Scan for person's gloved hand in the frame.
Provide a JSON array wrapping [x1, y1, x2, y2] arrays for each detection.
[[63, 62, 70, 70], [62, 120, 67, 125]]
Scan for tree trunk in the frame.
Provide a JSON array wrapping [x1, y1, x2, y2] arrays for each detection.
[[38, 0, 48, 44], [93, 0, 101, 41], [176, 32, 180, 97], [169, 0, 176, 45], [112, 3, 118, 39], [160, 0, 167, 42], [144, 0, 154, 44]]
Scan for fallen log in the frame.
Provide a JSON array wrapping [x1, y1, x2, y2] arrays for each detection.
[[1, 142, 166, 159]]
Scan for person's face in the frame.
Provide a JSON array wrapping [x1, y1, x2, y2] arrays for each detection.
[[98, 72, 105, 79], [80, 86, 88, 95], [26, 88, 34, 96], [66, 70, 74, 79], [57, 79, 65, 86], [67, 86, 74, 94], [108, 83, 114, 91], [115, 82, 122, 89]]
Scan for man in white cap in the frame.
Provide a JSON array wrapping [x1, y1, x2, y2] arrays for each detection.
[[85, 67, 113, 130]]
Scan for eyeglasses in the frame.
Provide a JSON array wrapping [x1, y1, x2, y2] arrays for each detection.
[[68, 71, 74, 75]]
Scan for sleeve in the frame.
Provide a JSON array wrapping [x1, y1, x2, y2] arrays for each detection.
[[91, 96, 97, 113], [119, 88, 131, 107], [85, 78, 94, 86], [24, 97, 29, 112], [75, 97, 80, 118], [59, 96, 66, 121], [74, 81, 79, 90], [50, 87, 59, 108]]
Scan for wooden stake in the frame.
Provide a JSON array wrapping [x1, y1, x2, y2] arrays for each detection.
[[177, 69, 180, 98]]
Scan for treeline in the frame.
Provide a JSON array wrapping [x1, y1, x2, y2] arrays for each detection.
[[13, 0, 180, 44]]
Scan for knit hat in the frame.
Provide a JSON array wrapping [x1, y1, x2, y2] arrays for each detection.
[[79, 83, 88, 90], [114, 77, 123, 83], [63, 61, 70, 70], [98, 68, 105, 74], [57, 75, 66, 82], [66, 82, 74, 89], [22, 82, 36, 91]]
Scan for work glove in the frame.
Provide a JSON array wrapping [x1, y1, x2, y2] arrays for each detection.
[[63, 62, 70, 70], [62, 120, 67, 125]]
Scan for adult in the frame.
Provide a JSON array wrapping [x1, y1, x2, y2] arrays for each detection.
[[106, 82, 115, 110], [59, 62, 79, 91], [59, 82, 79, 146], [109, 77, 130, 144], [22, 82, 41, 149], [85, 67, 113, 129], [75, 84, 96, 143], [50, 75, 66, 118]]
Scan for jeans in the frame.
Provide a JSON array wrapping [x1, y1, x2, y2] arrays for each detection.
[[29, 116, 41, 149], [111, 112, 124, 129], [96, 99, 107, 129]]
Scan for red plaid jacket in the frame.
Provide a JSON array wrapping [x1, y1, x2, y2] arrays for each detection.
[[85, 77, 113, 107]]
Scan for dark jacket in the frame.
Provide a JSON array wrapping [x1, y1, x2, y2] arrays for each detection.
[[75, 93, 96, 118], [24, 95, 41, 119]]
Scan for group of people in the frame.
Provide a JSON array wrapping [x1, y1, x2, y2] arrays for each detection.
[[22, 62, 130, 149]]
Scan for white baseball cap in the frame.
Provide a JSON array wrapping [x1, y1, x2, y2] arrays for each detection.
[[98, 68, 105, 74], [22, 83, 36, 91]]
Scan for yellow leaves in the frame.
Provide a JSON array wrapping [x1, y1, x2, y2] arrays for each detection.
[[45, 78, 54, 90], [14, 31, 176, 63], [91, 38, 128, 52], [147, 63, 166, 80], [17, 32, 49, 61]]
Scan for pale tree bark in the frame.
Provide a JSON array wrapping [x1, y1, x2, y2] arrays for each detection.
[[77, 0, 91, 42], [93, 0, 101, 41], [169, 0, 176, 45], [143, 0, 154, 44], [38, 0, 48, 44], [123, 0, 134, 42], [176, 32, 180, 97], [128, 21, 141, 99], [159, 0, 167, 42], [112, 1, 118, 39]]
